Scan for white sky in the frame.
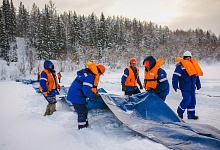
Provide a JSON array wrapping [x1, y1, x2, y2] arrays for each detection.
[[13, 0, 220, 35]]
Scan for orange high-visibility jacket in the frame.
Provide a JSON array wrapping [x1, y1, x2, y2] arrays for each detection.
[[125, 67, 140, 86], [57, 72, 61, 79], [176, 57, 203, 76], [144, 58, 164, 90], [87, 62, 100, 93], [39, 69, 60, 92]]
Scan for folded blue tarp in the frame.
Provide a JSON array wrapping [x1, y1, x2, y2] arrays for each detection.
[[16, 79, 38, 84], [57, 87, 108, 110], [32, 82, 41, 93], [86, 88, 108, 109], [100, 91, 220, 150]]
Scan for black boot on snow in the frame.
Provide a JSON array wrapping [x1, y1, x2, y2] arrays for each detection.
[[188, 116, 199, 120], [178, 114, 183, 119]]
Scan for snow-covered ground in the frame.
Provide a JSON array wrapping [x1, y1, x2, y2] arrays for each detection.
[[0, 63, 220, 150]]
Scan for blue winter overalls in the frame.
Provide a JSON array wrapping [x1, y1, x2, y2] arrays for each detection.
[[172, 63, 201, 119]]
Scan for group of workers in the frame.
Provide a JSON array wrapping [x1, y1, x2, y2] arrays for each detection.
[[38, 50, 203, 130]]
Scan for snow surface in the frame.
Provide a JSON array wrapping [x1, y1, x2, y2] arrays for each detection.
[[0, 63, 220, 150]]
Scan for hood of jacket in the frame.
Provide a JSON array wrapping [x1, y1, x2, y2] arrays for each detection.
[[143, 56, 156, 70], [44, 60, 54, 70]]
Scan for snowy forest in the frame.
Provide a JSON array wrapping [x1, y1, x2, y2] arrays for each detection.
[[0, 0, 220, 79]]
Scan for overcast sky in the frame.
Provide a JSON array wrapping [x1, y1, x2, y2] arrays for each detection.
[[13, 0, 220, 36]]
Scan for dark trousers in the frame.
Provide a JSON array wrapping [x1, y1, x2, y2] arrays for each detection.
[[72, 103, 88, 129]]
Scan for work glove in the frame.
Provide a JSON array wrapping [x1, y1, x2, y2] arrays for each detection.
[[57, 84, 61, 91], [122, 83, 126, 91], [56, 90, 60, 95], [137, 80, 143, 90], [139, 84, 143, 90], [154, 88, 160, 94], [148, 88, 155, 93], [94, 93, 101, 99]]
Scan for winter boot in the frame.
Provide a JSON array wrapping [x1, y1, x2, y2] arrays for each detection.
[[51, 104, 56, 113], [53, 104, 57, 111], [78, 125, 84, 130], [78, 121, 88, 130], [85, 120, 89, 128], [188, 116, 199, 120], [44, 104, 52, 116], [48, 104, 55, 115], [178, 114, 183, 119]]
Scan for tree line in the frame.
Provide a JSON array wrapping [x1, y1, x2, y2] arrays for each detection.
[[0, 0, 220, 72]]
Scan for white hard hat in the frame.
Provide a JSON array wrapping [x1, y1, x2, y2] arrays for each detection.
[[183, 51, 192, 57]]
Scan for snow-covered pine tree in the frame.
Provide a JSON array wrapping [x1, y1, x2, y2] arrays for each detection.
[[97, 12, 107, 63]]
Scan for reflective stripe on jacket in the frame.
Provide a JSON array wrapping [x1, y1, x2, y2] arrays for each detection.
[[172, 62, 201, 91], [39, 69, 59, 96], [66, 69, 96, 104], [67, 62, 101, 104]]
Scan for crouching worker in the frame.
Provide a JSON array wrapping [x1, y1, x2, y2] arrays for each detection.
[[67, 62, 106, 130], [40, 60, 60, 116]]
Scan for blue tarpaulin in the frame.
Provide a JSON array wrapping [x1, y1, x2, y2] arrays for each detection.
[[32, 84, 220, 149], [100, 91, 220, 150], [56, 86, 108, 110]]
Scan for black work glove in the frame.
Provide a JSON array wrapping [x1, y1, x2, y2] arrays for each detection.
[[139, 84, 143, 90], [148, 88, 155, 93], [56, 89, 60, 95], [137, 80, 143, 90], [173, 87, 179, 92], [122, 83, 126, 91], [94, 93, 101, 99], [154, 88, 160, 94]]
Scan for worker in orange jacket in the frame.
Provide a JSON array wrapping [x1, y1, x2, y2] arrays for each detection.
[[57, 72, 62, 83], [40, 60, 60, 116], [121, 58, 143, 96]]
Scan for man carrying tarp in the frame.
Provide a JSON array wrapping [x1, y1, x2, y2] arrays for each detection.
[[67, 62, 106, 130], [143, 56, 170, 101]]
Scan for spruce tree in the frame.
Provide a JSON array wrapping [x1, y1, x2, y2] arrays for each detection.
[[29, 3, 40, 48], [9, 0, 16, 42], [55, 15, 66, 60], [0, 8, 6, 57], [97, 12, 107, 61], [8, 0, 17, 62], [88, 13, 97, 48]]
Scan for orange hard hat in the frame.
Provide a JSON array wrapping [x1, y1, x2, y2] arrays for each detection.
[[130, 58, 137, 64], [97, 64, 106, 75]]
